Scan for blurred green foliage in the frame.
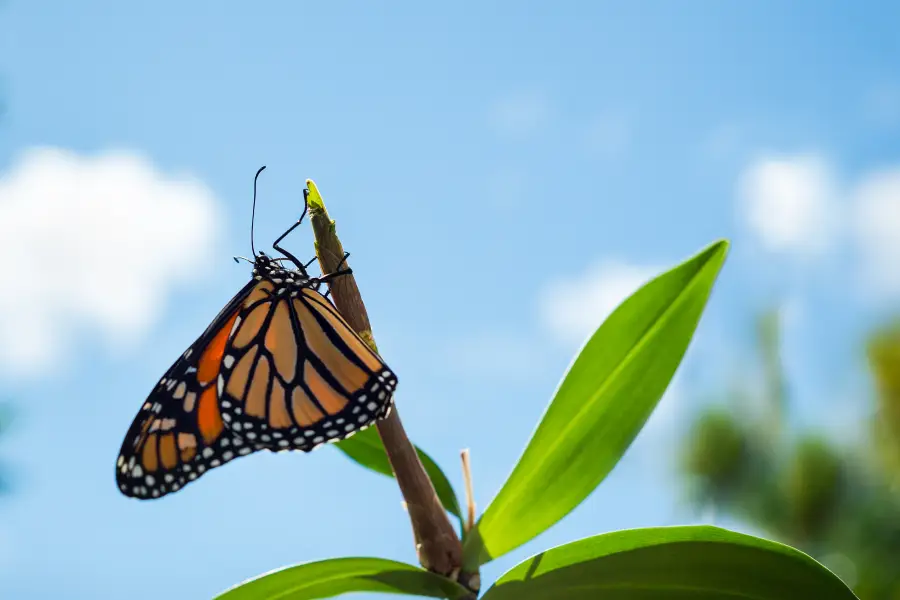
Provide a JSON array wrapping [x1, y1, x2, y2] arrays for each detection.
[[679, 310, 900, 599], [868, 323, 900, 483]]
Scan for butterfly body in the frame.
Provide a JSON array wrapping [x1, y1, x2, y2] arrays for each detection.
[[116, 251, 397, 500]]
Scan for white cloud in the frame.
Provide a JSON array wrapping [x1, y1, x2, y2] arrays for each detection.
[[851, 168, 900, 299], [737, 154, 840, 257], [583, 113, 630, 158], [0, 147, 220, 378], [539, 260, 658, 346], [488, 91, 549, 139]]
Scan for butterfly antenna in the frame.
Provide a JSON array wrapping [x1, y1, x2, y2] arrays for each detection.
[[251, 165, 267, 258]]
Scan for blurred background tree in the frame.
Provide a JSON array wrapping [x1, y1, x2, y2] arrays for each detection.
[[679, 309, 900, 599]]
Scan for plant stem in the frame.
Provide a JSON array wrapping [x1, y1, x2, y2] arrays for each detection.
[[461, 449, 476, 534], [304, 179, 471, 589]]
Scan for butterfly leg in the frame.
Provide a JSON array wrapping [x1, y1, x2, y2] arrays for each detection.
[[315, 252, 353, 298], [318, 252, 352, 282], [334, 251, 350, 272]]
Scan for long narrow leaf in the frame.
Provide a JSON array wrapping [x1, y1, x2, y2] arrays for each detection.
[[215, 557, 472, 600], [336, 427, 462, 521], [465, 240, 729, 567], [482, 526, 857, 600]]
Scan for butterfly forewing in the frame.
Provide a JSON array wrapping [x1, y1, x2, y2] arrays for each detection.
[[216, 275, 396, 451], [116, 282, 266, 499]]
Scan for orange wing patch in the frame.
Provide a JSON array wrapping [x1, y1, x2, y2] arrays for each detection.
[[141, 435, 159, 472], [245, 355, 270, 419], [233, 303, 269, 348], [266, 300, 298, 382], [269, 379, 293, 428], [198, 311, 240, 385], [293, 299, 368, 392], [158, 433, 178, 470], [197, 386, 223, 444], [300, 290, 384, 373], [304, 362, 348, 415], [291, 386, 325, 426], [226, 345, 258, 400]]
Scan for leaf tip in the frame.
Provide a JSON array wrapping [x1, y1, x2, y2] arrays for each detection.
[[692, 238, 730, 275], [711, 237, 731, 254]]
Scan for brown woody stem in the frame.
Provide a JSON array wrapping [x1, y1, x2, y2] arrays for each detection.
[[304, 179, 471, 589]]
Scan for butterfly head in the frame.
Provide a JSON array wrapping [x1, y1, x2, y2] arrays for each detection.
[[250, 251, 316, 291], [252, 252, 283, 278], [253, 251, 274, 270]]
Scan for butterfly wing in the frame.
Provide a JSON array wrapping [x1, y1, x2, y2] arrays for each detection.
[[217, 281, 397, 451], [116, 281, 265, 499]]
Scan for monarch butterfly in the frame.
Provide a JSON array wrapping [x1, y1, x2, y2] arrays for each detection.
[[115, 168, 397, 500]]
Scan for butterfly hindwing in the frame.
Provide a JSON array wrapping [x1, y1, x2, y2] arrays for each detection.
[[216, 277, 397, 451], [116, 282, 266, 499]]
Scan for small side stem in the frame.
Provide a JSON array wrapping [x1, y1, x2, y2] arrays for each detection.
[[461, 449, 476, 533], [304, 179, 470, 587]]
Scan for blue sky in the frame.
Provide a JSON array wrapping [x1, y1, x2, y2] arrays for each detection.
[[2, 2, 900, 598]]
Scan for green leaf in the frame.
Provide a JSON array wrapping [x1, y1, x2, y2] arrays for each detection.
[[464, 240, 729, 567], [215, 556, 472, 600], [336, 427, 463, 521], [481, 526, 857, 600]]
